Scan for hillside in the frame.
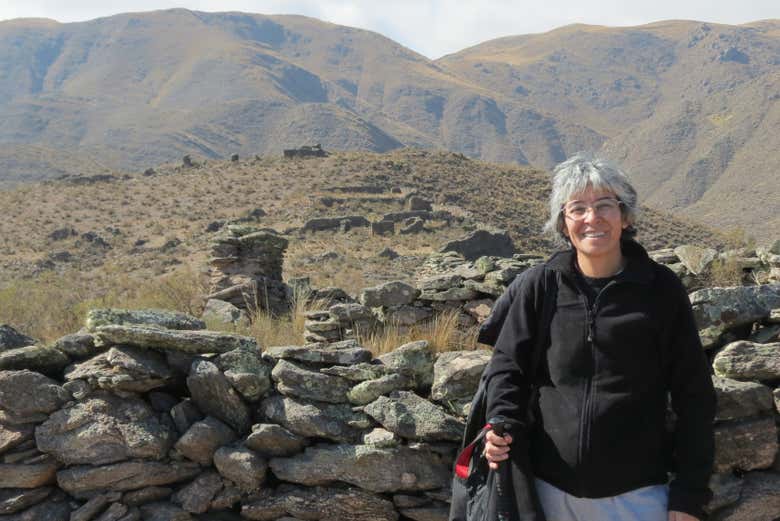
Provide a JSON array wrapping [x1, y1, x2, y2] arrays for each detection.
[[0, 149, 724, 287], [0, 11, 777, 240]]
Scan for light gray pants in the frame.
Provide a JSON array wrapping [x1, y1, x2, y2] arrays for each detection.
[[534, 478, 669, 521]]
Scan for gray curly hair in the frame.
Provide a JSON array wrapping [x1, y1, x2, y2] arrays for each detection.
[[543, 152, 639, 246]]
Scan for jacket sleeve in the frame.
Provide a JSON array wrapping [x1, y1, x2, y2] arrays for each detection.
[[477, 273, 525, 346], [665, 275, 717, 519], [485, 269, 540, 424]]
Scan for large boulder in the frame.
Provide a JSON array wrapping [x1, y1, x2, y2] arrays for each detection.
[[439, 230, 514, 261], [360, 281, 420, 308], [710, 471, 780, 521], [713, 416, 778, 473], [430, 350, 490, 404], [713, 341, 780, 381], [174, 417, 237, 466], [215, 346, 272, 402], [85, 309, 205, 331], [0, 370, 69, 423], [186, 360, 251, 434], [64, 346, 173, 394], [363, 391, 465, 442], [712, 376, 775, 421], [258, 395, 370, 444], [94, 325, 256, 354], [0, 346, 70, 377], [0, 325, 36, 351], [241, 484, 398, 521], [377, 341, 435, 388], [690, 285, 780, 348], [244, 424, 307, 457], [213, 446, 267, 493], [271, 359, 351, 403], [674, 245, 718, 275], [36, 391, 174, 465], [269, 444, 451, 493], [57, 461, 200, 498]]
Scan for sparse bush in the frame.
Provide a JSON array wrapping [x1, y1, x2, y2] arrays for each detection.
[[706, 257, 745, 287]]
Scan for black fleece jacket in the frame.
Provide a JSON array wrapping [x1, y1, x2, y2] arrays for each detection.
[[485, 240, 716, 519]]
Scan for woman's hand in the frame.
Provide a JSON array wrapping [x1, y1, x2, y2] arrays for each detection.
[[484, 429, 513, 470], [668, 511, 699, 521]]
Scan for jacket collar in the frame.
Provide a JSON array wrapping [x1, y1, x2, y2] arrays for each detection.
[[545, 239, 656, 285]]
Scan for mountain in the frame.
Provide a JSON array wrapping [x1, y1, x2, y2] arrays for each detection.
[[0, 11, 777, 239]]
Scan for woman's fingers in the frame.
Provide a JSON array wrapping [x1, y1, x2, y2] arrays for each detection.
[[484, 429, 513, 468]]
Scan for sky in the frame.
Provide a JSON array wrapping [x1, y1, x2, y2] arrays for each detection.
[[0, 0, 777, 59]]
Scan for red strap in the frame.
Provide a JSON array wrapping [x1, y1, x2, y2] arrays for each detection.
[[454, 423, 492, 479]]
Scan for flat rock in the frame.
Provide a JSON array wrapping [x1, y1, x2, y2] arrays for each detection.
[[0, 325, 36, 351], [70, 494, 115, 521], [57, 461, 200, 498], [241, 484, 398, 521], [259, 395, 370, 443], [94, 503, 128, 521], [375, 305, 434, 326], [265, 340, 373, 366], [320, 362, 394, 382], [174, 417, 237, 466], [172, 471, 223, 514], [713, 416, 778, 473], [36, 391, 174, 465], [0, 487, 52, 514], [0, 346, 70, 377], [269, 443, 450, 492], [710, 471, 780, 521], [271, 359, 351, 403], [245, 424, 307, 457], [0, 461, 57, 488], [2, 491, 71, 521], [417, 275, 463, 292], [64, 347, 172, 393], [186, 360, 251, 434], [0, 370, 69, 419], [94, 325, 256, 354], [363, 391, 465, 442], [122, 487, 172, 507], [347, 373, 415, 405], [215, 346, 272, 402], [360, 281, 420, 308], [86, 309, 205, 331], [378, 341, 435, 388], [138, 502, 193, 521], [430, 350, 490, 403], [712, 376, 775, 421], [418, 287, 479, 302], [398, 502, 449, 521], [690, 285, 780, 348], [213, 446, 267, 493], [361, 428, 401, 448], [713, 341, 780, 381]]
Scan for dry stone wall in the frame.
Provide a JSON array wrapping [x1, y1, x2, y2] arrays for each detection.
[[0, 244, 778, 520]]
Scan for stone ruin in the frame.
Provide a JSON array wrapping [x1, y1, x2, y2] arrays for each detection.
[[0, 239, 778, 520], [283, 144, 328, 159], [205, 225, 291, 317]]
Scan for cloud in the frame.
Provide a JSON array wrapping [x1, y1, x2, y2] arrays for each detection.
[[0, 0, 777, 58]]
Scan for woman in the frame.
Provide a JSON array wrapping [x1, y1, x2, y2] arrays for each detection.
[[483, 154, 716, 521]]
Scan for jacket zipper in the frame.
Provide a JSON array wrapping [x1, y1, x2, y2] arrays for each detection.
[[576, 279, 617, 495]]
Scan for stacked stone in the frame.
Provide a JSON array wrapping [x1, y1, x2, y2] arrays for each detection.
[[649, 242, 779, 289], [302, 304, 378, 344], [688, 285, 780, 519], [0, 309, 497, 521], [207, 225, 290, 316]]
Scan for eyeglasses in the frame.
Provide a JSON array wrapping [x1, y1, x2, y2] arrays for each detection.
[[561, 198, 622, 221]]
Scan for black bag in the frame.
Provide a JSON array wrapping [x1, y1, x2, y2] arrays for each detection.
[[449, 267, 556, 521]]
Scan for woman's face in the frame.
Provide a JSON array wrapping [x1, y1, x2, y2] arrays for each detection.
[[562, 187, 627, 261]]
